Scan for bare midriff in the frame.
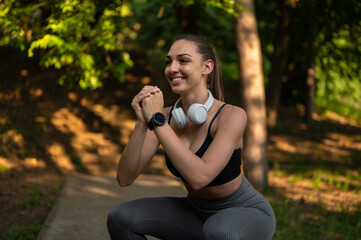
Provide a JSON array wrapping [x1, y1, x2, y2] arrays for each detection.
[[185, 173, 244, 200]]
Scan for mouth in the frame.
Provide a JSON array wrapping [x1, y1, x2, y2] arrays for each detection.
[[171, 77, 185, 84]]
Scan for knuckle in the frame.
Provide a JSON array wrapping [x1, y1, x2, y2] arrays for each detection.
[[142, 97, 150, 103]]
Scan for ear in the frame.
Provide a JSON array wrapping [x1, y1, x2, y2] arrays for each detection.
[[202, 59, 214, 75]]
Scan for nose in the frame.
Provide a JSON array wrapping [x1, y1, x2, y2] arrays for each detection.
[[169, 61, 179, 73]]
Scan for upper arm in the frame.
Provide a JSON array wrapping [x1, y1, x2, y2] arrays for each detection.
[[201, 105, 247, 179]]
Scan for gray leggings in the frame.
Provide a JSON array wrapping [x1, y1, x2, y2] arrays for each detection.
[[107, 176, 275, 240]]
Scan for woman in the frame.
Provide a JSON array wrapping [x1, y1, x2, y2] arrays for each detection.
[[107, 34, 276, 240]]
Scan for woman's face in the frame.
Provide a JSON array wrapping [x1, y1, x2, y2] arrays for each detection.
[[164, 40, 206, 94]]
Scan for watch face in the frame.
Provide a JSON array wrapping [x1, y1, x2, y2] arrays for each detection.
[[154, 112, 166, 125], [148, 112, 166, 130]]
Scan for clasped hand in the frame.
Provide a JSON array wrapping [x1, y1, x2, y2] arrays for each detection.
[[131, 86, 164, 123]]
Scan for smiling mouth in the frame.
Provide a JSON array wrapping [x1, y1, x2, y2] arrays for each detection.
[[171, 77, 185, 83]]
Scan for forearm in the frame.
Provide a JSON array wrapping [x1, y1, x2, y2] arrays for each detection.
[[154, 124, 210, 190], [116, 121, 148, 186]]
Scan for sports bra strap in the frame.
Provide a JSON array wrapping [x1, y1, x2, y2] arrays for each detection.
[[168, 105, 174, 124], [207, 103, 227, 135]]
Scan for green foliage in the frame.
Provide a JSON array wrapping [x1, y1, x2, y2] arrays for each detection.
[[0, 0, 34, 51], [166, 0, 245, 16], [315, 27, 361, 109], [5, 221, 44, 240], [313, 0, 361, 110], [1, 0, 135, 89], [17, 184, 41, 210], [255, 0, 361, 115], [129, 0, 240, 79], [0, 164, 9, 180], [1, 0, 361, 121], [315, 96, 361, 122], [1, 0, 243, 89]]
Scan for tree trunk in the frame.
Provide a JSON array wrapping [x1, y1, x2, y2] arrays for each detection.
[[176, 4, 198, 34], [266, 0, 298, 127], [305, 64, 315, 122], [304, 0, 317, 123], [235, 0, 268, 191]]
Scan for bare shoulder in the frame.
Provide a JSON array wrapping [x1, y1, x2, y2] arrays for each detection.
[[219, 104, 247, 124], [210, 104, 247, 149], [214, 104, 247, 134]]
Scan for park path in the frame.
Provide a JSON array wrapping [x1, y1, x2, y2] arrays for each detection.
[[36, 173, 185, 240]]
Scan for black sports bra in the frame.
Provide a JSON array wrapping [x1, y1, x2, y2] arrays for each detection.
[[165, 104, 242, 187]]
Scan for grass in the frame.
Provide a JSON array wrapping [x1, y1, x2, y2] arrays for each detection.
[[0, 164, 9, 180], [315, 96, 361, 123], [266, 109, 361, 239], [272, 157, 361, 193], [17, 184, 41, 210], [265, 186, 361, 240], [5, 221, 44, 240]]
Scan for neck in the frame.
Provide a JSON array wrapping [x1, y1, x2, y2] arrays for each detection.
[[180, 88, 209, 112]]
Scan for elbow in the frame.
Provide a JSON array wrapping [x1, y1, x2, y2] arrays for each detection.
[[117, 180, 132, 188], [187, 178, 209, 191], [188, 184, 204, 191], [116, 173, 134, 187]]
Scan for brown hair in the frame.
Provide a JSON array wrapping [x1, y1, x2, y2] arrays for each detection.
[[172, 34, 224, 101]]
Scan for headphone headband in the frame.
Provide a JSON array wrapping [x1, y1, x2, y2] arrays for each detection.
[[203, 90, 214, 111], [172, 90, 214, 128]]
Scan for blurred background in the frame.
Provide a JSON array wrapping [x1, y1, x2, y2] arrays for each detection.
[[0, 0, 360, 239]]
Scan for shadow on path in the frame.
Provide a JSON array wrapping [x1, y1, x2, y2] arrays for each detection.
[[36, 174, 185, 240]]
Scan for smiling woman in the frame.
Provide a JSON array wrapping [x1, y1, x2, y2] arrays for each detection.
[[107, 34, 275, 240]]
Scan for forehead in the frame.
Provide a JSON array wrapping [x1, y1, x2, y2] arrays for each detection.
[[167, 40, 199, 57]]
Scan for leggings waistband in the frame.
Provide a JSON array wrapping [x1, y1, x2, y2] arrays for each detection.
[[187, 176, 258, 209]]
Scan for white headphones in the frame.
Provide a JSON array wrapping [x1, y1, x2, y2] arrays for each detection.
[[171, 90, 214, 128]]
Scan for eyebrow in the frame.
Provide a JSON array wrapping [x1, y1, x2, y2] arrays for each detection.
[[166, 53, 192, 59]]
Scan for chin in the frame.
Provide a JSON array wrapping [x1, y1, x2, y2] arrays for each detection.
[[171, 87, 189, 96], [169, 84, 184, 94]]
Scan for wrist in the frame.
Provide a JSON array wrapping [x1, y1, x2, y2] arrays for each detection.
[[147, 112, 167, 130], [135, 120, 148, 130]]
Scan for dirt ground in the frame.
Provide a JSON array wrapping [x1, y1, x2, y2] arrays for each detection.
[[1, 56, 361, 239]]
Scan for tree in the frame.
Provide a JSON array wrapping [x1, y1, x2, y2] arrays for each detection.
[[0, 0, 135, 89], [266, 0, 298, 127], [258, 0, 361, 123], [236, 0, 268, 191], [304, 0, 317, 123]]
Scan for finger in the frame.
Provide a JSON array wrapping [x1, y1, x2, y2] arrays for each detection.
[[134, 91, 151, 103], [140, 85, 157, 93], [154, 86, 161, 93], [141, 86, 159, 95], [144, 87, 160, 95], [132, 92, 149, 106], [131, 99, 141, 110]]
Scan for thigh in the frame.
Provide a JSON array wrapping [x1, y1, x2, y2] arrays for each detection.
[[203, 207, 275, 240], [108, 197, 203, 240]]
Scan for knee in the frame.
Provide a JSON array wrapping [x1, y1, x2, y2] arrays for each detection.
[[107, 206, 118, 228], [107, 205, 120, 232], [107, 204, 132, 233]]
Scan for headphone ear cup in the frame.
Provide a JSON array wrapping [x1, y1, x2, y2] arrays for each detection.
[[188, 104, 208, 124], [171, 108, 187, 128]]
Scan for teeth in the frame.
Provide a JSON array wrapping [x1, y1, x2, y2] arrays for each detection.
[[172, 78, 183, 82]]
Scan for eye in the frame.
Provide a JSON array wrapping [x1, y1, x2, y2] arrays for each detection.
[[179, 59, 189, 64], [165, 59, 171, 66]]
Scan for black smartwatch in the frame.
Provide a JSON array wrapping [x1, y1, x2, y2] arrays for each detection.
[[147, 112, 167, 130]]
